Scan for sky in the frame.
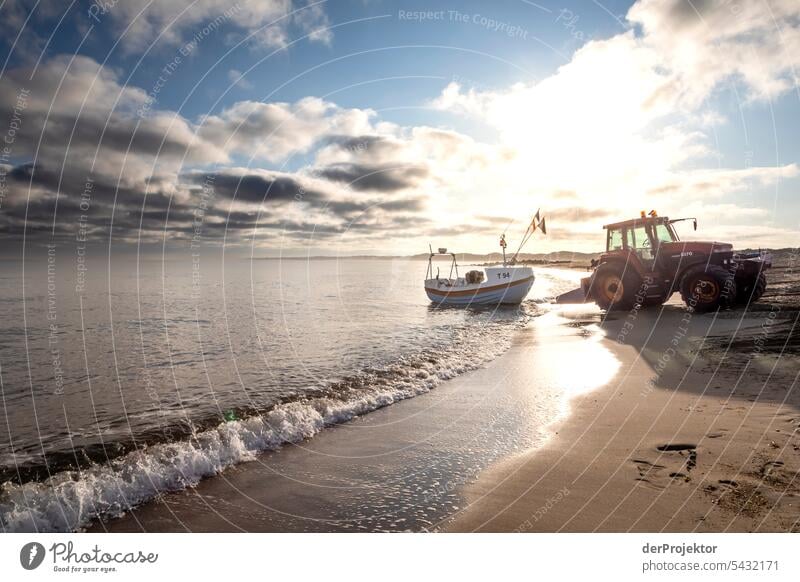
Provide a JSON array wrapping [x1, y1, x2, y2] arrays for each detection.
[[0, 0, 798, 258]]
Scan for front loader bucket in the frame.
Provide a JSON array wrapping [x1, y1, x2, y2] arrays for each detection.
[[555, 286, 590, 304]]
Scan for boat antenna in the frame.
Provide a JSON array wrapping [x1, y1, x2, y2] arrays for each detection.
[[499, 218, 515, 266]]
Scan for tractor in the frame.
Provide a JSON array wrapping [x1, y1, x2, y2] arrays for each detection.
[[556, 212, 772, 312]]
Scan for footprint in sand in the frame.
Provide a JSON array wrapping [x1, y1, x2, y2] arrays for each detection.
[[656, 443, 698, 471], [631, 459, 668, 489], [631, 443, 698, 489], [783, 417, 800, 431], [703, 479, 737, 494]]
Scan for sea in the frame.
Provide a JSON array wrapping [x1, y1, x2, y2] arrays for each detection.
[[0, 255, 579, 532]]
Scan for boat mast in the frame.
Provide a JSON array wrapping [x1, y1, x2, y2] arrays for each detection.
[[500, 217, 514, 267]]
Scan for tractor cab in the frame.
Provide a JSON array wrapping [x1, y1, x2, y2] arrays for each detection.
[[602, 214, 684, 270]]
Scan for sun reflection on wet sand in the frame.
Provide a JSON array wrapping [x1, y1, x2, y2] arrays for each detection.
[[526, 305, 621, 432]]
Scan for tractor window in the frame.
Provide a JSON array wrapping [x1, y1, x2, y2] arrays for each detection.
[[655, 224, 676, 243], [631, 225, 654, 260], [608, 228, 624, 251], [630, 226, 651, 250]]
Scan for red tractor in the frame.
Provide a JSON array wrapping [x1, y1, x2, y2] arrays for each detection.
[[557, 213, 772, 312]]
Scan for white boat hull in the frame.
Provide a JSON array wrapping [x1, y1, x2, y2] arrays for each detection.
[[425, 267, 534, 306]]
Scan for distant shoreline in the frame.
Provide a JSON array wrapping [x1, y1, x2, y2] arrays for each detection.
[[252, 252, 601, 262], [253, 248, 794, 263]]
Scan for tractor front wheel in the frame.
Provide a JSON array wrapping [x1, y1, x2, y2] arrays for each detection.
[[590, 263, 642, 311], [680, 265, 736, 312], [735, 272, 767, 306]]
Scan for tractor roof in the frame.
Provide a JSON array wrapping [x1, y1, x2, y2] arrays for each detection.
[[603, 216, 671, 230]]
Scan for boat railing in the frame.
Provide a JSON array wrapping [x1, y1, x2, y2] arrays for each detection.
[[426, 251, 459, 281]]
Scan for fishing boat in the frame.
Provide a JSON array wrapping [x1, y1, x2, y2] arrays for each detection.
[[424, 211, 546, 306]]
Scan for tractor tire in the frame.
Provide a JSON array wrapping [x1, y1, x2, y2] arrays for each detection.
[[736, 273, 767, 306], [589, 262, 643, 311], [680, 265, 736, 312]]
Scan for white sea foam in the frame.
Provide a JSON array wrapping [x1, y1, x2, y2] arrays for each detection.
[[0, 319, 522, 532]]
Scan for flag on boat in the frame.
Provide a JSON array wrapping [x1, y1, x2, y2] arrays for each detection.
[[529, 209, 546, 235], [507, 209, 548, 263], [530, 209, 541, 231]]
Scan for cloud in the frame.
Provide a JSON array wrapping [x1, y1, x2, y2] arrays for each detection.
[[315, 163, 429, 192], [197, 98, 376, 162], [0, 55, 410, 250], [646, 164, 800, 199], [183, 168, 327, 205], [0, 0, 51, 62], [99, 0, 332, 54], [430, 32, 697, 208], [628, 0, 800, 104], [291, 0, 332, 45], [547, 207, 614, 222], [0, 40, 412, 253], [0, 55, 222, 182], [227, 69, 254, 90], [182, 167, 428, 226], [321, 135, 408, 161]]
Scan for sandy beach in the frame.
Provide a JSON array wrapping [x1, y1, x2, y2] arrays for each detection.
[[449, 302, 800, 533]]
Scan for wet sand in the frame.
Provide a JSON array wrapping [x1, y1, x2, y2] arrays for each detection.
[[448, 302, 800, 532]]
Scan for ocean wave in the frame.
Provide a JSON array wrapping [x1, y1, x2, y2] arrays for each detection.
[[0, 316, 526, 532]]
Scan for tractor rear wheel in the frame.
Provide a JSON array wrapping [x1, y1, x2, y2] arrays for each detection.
[[736, 272, 767, 305], [680, 265, 736, 312], [590, 263, 643, 311]]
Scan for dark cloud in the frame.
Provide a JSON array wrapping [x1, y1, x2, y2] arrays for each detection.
[[19, 112, 203, 161], [182, 170, 368, 220], [324, 134, 405, 158], [0, 161, 189, 248], [183, 169, 427, 223], [316, 163, 428, 192], [184, 171, 326, 204], [374, 198, 426, 213], [666, 0, 713, 26], [1, 160, 432, 255], [0, 56, 432, 255], [5, 162, 174, 210]]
